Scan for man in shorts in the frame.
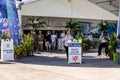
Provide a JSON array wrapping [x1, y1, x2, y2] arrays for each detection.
[[45, 32, 51, 51]]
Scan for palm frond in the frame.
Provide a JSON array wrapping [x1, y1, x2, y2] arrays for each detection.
[[99, 21, 109, 32], [27, 17, 35, 23], [66, 21, 84, 34], [24, 17, 47, 34], [36, 17, 43, 21]]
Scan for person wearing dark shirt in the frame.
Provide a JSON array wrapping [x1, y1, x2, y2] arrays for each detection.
[[45, 32, 51, 51]]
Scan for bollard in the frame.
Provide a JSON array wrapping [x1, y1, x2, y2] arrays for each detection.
[[113, 53, 118, 62]]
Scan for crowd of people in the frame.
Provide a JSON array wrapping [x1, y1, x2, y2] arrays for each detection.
[[28, 30, 64, 52], [28, 29, 120, 61]]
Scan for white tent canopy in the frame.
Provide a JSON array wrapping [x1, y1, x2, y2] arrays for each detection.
[[21, 0, 118, 20]]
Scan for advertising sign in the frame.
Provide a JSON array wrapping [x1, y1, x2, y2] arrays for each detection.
[[1, 39, 14, 61], [0, 0, 22, 46], [68, 42, 82, 64]]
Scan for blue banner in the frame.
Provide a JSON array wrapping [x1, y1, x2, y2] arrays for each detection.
[[0, 0, 8, 32], [68, 43, 82, 47], [0, 0, 21, 46]]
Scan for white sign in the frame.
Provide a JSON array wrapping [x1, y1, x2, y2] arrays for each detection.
[[68, 42, 82, 64], [1, 39, 14, 61]]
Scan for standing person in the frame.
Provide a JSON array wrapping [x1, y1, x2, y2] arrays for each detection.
[[87, 32, 94, 41], [51, 31, 57, 51], [60, 31, 65, 51], [29, 30, 35, 54], [98, 31, 109, 56], [63, 29, 73, 61], [29, 30, 35, 40], [60, 31, 65, 38], [38, 30, 44, 51], [45, 32, 51, 51]]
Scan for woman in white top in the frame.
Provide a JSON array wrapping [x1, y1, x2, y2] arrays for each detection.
[[98, 31, 109, 56], [63, 29, 73, 61]]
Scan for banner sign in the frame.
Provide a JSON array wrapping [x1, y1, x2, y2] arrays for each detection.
[[117, 4, 120, 37], [0, 0, 22, 46], [1, 39, 14, 61], [68, 42, 82, 64]]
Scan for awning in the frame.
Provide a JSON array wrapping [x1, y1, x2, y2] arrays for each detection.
[[21, 0, 118, 20]]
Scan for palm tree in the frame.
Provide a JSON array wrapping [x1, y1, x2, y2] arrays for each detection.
[[66, 21, 83, 34], [24, 17, 46, 34], [99, 21, 109, 32]]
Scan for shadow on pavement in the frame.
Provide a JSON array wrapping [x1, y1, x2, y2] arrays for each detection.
[[15, 54, 120, 68], [0, 61, 15, 64]]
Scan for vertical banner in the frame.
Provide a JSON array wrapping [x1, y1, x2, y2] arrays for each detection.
[[0, 0, 8, 37], [6, 0, 21, 46], [0, 0, 21, 46], [117, 4, 120, 37]]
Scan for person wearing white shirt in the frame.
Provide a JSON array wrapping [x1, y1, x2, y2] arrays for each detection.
[[60, 31, 65, 38], [98, 31, 109, 56], [63, 29, 73, 61], [51, 32, 57, 51], [87, 32, 93, 41]]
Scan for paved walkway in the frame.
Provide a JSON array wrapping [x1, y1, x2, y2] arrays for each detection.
[[0, 51, 120, 80]]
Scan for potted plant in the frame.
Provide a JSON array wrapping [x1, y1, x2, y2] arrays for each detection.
[[19, 43, 27, 57], [14, 46, 22, 59], [108, 32, 118, 60], [82, 39, 91, 51], [23, 34, 34, 56], [91, 40, 99, 48], [14, 34, 34, 59]]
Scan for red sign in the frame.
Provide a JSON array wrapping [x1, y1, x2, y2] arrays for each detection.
[[72, 55, 78, 62]]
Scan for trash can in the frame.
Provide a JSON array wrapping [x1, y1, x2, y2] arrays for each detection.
[[113, 53, 118, 62]]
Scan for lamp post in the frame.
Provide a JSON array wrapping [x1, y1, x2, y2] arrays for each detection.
[[16, 0, 23, 26], [68, 0, 73, 26]]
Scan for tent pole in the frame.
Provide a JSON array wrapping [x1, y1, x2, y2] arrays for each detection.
[[117, 1, 120, 37]]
